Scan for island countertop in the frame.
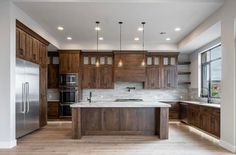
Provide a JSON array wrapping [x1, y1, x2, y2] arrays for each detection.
[[70, 101, 171, 108]]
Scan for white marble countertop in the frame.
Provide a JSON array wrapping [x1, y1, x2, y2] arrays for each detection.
[[160, 100, 220, 109], [70, 101, 171, 108]]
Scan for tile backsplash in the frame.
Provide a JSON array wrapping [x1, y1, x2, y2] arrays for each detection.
[[82, 82, 189, 101]]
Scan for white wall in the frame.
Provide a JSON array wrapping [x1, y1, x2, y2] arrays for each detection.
[[183, 0, 236, 152], [0, 1, 16, 148], [0, 1, 61, 148]]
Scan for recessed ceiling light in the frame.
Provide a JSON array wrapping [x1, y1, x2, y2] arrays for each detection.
[[175, 27, 181, 31], [99, 37, 104, 40], [134, 37, 139, 41], [138, 27, 143, 31], [95, 26, 101, 31], [160, 32, 167, 35], [166, 38, 171, 41], [67, 37, 72, 40], [57, 26, 64, 31]]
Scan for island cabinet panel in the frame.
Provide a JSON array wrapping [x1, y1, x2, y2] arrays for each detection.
[[114, 51, 146, 82], [59, 50, 80, 74], [81, 108, 102, 134], [102, 108, 120, 131], [77, 107, 166, 137]]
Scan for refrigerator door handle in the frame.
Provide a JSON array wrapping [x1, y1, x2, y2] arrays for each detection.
[[25, 82, 30, 113], [21, 83, 26, 114]]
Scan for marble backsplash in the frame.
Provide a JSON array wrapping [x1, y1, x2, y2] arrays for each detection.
[[82, 82, 189, 102]]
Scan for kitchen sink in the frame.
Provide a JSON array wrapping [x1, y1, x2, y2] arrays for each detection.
[[115, 99, 143, 102]]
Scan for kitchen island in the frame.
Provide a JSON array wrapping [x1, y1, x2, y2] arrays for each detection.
[[71, 101, 170, 139]]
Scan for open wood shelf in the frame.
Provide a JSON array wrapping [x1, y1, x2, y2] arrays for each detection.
[[178, 82, 191, 85], [178, 61, 191, 65], [178, 72, 191, 75]]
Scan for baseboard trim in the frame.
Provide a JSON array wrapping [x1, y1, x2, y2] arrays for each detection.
[[0, 140, 16, 148], [219, 140, 236, 153]]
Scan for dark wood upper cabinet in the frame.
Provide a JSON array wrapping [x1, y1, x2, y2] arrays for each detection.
[[81, 52, 114, 89], [114, 51, 146, 82], [145, 52, 178, 89], [59, 50, 80, 74], [48, 64, 59, 88], [16, 28, 27, 58], [162, 66, 177, 88]]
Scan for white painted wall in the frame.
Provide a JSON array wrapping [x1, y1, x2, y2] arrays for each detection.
[[0, 1, 61, 148], [0, 1, 16, 148], [184, 0, 236, 152]]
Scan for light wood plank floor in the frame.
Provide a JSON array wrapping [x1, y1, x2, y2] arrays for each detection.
[[0, 122, 233, 155]]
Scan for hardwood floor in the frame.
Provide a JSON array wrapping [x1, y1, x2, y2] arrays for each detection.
[[0, 122, 233, 155]]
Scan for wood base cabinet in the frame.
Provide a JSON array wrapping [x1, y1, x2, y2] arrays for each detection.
[[184, 103, 220, 138]]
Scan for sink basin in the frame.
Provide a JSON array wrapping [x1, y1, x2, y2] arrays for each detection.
[[115, 99, 143, 102]]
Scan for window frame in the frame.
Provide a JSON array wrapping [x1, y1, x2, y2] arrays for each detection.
[[200, 44, 221, 98]]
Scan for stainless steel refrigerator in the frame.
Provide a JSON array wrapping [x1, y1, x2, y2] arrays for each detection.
[[16, 58, 40, 138]]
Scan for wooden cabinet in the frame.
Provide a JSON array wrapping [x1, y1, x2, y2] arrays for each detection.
[[145, 54, 162, 89], [80, 108, 156, 135], [183, 103, 220, 138], [187, 104, 200, 127], [40, 66, 47, 127], [48, 101, 59, 119], [81, 52, 114, 89], [199, 106, 220, 137], [48, 52, 59, 89], [162, 66, 177, 88], [16, 20, 49, 127], [59, 50, 80, 74], [161, 102, 180, 120], [114, 51, 146, 82], [102, 108, 120, 131], [145, 53, 178, 89], [97, 66, 114, 89], [48, 64, 59, 88], [16, 28, 27, 58]]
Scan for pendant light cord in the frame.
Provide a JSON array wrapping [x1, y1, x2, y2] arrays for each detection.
[[119, 21, 123, 51], [96, 21, 100, 52], [142, 22, 145, 51]]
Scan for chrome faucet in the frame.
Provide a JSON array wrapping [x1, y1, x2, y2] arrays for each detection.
[[201, 87, 212, 103], [87, 92, 92, 103]]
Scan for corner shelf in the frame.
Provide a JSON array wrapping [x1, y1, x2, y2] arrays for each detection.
[[178, 72, 191, 75], [178, 82, 191, 85]]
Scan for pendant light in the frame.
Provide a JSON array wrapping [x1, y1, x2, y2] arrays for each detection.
[[118, 21, 123, 67], [95, 21, 100, 67], [141, 22, 146, 67]]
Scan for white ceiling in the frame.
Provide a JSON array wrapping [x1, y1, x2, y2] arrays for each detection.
[[14, 0, 224, 52]]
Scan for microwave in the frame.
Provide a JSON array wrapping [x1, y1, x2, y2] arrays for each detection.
[[59, 73, 78, 86]]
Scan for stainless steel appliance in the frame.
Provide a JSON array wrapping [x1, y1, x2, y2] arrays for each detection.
[[59, 73, 78, 86], [59, 73, 79, 117], [16, 59, 40, 138], [60, 87, 79, 104]]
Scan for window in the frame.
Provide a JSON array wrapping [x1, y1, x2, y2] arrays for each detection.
[[201, 45, 222, 98]]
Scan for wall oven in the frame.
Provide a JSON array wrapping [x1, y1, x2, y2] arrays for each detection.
[[59, 73, 78, 86], [60, 87, 78, 104]]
